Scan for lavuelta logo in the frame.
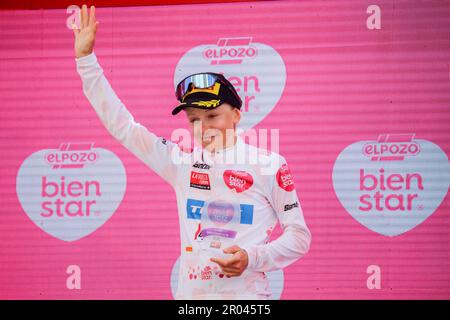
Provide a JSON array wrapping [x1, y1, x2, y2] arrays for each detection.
[[333, 134, 450, 236], [174, 37, 286, 131], [16, 143, 126, 242]]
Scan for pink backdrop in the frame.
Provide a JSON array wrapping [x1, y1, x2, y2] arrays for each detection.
[[0, 0, 449, 299]]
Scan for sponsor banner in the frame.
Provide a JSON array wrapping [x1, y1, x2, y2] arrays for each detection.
[[16, 143, 126, 242], [333, 134, 450, 237]]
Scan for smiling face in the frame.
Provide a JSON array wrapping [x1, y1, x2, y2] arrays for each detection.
[[184, 103, 241, 152]]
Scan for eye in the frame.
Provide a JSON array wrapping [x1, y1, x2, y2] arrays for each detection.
[[207, 114, 218, 119], [189, 118, 199, 123]]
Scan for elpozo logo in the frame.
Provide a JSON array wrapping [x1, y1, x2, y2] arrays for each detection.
[[202, 38, 258, 64], [332, 134, 450, 237], [16, 142, 126, 242], [174, 37, 286, 131]]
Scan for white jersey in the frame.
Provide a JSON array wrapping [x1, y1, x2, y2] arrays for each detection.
[[76, 52, 311, 300]]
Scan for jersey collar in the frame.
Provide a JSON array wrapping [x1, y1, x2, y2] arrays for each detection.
[[199, 136, 246, 165]]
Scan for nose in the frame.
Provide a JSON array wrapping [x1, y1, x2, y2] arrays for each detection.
[[193, 119, 213, 134], [192, 120, 207, 143]]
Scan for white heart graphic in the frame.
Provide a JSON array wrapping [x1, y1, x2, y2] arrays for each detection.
[[333, 139, 450, 236], [174, 39, 286, 131], [16, 146, 126, 242]]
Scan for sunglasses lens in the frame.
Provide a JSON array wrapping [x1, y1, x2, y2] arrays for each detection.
[[176, 73, 219, 100], [191, 74, 217, 88]]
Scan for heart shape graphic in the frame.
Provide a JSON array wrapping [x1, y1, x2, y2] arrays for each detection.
[[174, 41, 286, 131], [16, 147, 126, 242], [333, 139, 450, 236], [276, 163, 295, 192], [223, 170, 254, 193]]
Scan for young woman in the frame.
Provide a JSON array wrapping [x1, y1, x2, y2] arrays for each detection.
[[73, 5, 311, 300]]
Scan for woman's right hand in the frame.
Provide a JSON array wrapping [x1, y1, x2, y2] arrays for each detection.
[[73, 5, 99, 59]]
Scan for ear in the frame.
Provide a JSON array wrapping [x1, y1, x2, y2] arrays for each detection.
[[232, 107, 241, 125]]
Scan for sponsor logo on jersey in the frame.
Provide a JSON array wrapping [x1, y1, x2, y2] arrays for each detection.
[[284, 202, 298, 212], [186, 198, 253, 225], [190, 171, 211, 190], [223, 170, 254, 193], [276, 164, 295, 192], [192, 161, 211, 170]]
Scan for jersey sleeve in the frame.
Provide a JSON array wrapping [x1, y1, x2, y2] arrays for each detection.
[[76, 52, 179, 186], [242, 156, 312, 272]]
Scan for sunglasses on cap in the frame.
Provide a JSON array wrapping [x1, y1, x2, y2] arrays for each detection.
[[175, 72, 242, 106]]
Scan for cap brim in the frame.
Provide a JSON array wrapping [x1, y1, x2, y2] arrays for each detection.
[[171, 100, 226, 115], [171, 103, 187, 115]]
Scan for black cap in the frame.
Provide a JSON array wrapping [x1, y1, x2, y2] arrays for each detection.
[[172, 80, 242, 115]]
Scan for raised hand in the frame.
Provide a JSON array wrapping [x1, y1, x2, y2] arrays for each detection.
[[73, 5, 99, 58]]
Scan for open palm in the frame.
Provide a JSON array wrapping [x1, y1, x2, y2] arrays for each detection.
[[73, 5, 99, 58]]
